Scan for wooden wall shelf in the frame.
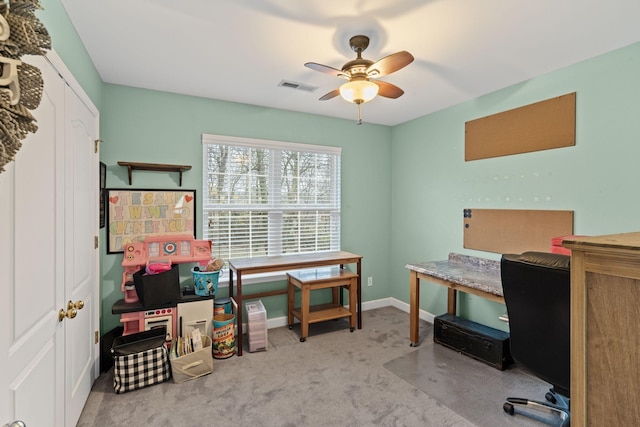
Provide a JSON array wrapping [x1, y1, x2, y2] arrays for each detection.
[[117, 161, 192, 186]]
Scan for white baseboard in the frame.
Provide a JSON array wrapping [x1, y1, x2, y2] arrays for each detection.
[[249, 297, 436, 331], [382, 297, 436, 324]]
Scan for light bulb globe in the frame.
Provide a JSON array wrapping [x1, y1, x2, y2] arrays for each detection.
[[339, 80, 379, 104]]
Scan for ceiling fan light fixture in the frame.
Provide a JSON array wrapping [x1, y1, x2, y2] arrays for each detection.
[[339, 80, 378, 104], [306, 35, 413, 124]]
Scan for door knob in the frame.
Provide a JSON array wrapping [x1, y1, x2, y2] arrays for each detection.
[[4, 421, 27, 427], [58, 307, 78, 322], [58, 300, 84, 322], [68, 300, 84, 310]]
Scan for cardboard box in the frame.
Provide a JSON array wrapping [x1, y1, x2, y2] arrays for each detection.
[[170, 336, 214, 383], [133, 264, 180, 308]]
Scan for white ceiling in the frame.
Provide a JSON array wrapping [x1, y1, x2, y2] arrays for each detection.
[[60, 0, 640, 126]]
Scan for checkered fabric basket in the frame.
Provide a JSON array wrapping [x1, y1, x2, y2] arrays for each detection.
[[111, 328, 171, 394], [113, 345, 171, 394]]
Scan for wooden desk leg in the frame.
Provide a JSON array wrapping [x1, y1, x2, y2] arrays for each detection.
[[447, 288, 457, 315], [331, 287, 339, 305], [357, 260, 362, 329], [236, 273, 243, 356], [339, 264, 344, 306], [287, 277, 295, 327], [409, 270, 420, 347], [300, 284, 310, 342], [348, 277, 356, 331]]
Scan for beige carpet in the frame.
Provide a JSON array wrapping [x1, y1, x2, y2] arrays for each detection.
[[77, 306, 556, 426], [80, 307, 471, 426]]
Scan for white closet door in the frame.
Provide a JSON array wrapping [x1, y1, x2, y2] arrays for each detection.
[[0, 52, 99, 427], [0, 54, 66, 427], [63, 75, 100, 425]]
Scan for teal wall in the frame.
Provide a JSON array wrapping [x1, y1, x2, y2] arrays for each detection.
[[41, 3, 640, 335], [391, 42, 640, 331], [98, 85, 392, 332], [39, 0, 103, 109], [40, 1, 391, 333]]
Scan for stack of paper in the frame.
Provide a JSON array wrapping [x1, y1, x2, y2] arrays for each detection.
[[170, 328, 203, 359]]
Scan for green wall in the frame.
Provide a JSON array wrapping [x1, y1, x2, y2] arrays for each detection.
[[39, 0, 103, 109], [42, 2, 640, 335], [391, 41, 640, 331], [40, 1, 391, 333], [98, 85, 392, 332]]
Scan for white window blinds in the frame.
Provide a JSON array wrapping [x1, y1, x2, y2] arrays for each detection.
[[202, 134, 341, 261]]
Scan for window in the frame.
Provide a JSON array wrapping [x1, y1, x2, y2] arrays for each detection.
[[202, 134, 341, 262]]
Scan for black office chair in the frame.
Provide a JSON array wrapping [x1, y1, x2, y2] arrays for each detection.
[[500, 251, 570, 426]]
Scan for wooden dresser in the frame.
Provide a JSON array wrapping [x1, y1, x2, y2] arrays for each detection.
[[563, 232, 640, 426]]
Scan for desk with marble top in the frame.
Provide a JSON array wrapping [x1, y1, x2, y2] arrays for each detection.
[[405, 253, 504, 347]]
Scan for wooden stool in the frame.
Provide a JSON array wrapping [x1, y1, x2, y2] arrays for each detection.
[[287, 267, 358, 342]]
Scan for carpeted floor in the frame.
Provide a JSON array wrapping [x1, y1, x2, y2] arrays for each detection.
[[78, 306, 560, 426]]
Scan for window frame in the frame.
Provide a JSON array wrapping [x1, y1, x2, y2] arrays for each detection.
[[201, 134, 342, 284]]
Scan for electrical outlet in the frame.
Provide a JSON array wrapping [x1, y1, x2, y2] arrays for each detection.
[[367, 277, 373, 286]]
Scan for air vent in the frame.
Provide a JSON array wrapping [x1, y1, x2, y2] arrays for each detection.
[[278, 80, 317, 93]]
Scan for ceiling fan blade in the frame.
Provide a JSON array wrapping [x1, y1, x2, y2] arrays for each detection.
[[305, 62, 349, 79], [374, 80, 404, 99], [319, 88, 341, 101], [366, 51, 414, 78]]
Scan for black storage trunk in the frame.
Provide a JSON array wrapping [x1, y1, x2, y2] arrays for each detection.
[[434, 313, 513, 370], [133, 264, 180, 308]]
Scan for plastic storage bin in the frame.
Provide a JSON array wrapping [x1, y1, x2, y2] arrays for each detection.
[[246, 300, 267, 352]]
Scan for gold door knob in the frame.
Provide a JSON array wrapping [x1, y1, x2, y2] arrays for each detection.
[[58, 300, 84, 322], [68, 300, 85, 310], [58, 307, 78, 322]]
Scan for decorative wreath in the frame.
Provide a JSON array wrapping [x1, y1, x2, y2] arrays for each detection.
[[0, 0, 50, 173]]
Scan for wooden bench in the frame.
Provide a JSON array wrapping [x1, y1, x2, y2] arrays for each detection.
[[287, 267, 358, 342]]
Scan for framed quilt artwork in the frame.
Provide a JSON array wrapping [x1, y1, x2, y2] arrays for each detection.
[[106, 188, 196, 253]]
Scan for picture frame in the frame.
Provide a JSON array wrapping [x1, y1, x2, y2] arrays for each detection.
[[105, 188, 197, 254], [99, 162, 106, 228]]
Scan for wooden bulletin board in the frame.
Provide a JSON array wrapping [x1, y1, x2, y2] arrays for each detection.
[[463, 208, 573, 254], [465, 92, 576, 161]]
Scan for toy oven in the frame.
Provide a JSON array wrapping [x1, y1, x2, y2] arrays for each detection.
[[120, 307, 177, 343], [144, 309, 174, 342]]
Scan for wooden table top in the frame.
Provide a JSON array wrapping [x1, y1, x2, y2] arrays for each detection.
[[563, 231, 640, 252], [228, 251, 362, 274]]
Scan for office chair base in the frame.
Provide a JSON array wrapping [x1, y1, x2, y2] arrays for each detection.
[[503, 394, 570, 427]]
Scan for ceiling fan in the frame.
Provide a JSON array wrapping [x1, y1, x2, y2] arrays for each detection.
[[305, 35, 414, 124]]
